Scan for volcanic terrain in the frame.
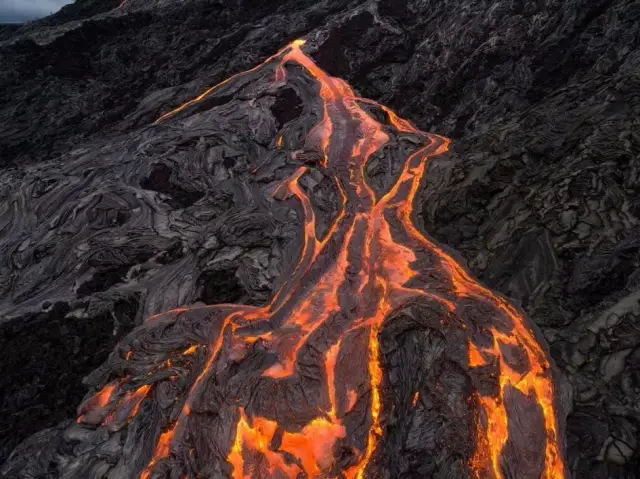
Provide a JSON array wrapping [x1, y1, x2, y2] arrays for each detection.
[[0, 1, 639, 478]]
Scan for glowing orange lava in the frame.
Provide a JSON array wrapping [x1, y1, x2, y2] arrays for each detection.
[[78, 39, 566, 479], [182, 344, 198, 355]]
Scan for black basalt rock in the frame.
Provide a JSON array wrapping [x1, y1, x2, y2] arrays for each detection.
[[0, 0, 639, 478]]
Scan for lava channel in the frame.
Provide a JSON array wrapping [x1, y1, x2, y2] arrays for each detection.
[[74, 39, 569, 479]]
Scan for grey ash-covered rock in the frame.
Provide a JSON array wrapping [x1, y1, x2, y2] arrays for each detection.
[[0, 0, 639, 477]]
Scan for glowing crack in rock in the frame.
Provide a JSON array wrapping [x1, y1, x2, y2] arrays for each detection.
[[75, 39, 568, 478]]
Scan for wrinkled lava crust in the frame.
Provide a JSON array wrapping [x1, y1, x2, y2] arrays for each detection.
[[4, 40, 570, 479]]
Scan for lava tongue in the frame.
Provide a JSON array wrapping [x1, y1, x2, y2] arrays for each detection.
[[50, 40, 568, 479]]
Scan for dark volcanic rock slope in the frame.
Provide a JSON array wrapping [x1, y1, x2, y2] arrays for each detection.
[[0, 0, 638, 477], [1, 35, 575, 479]]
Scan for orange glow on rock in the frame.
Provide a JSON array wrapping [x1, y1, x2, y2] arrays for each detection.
[[128, 385, 151, 417], [228, 410, 302, 479], [468, 340, 489, 367], [227, 409, 345, 478], [325, 343, 341, 419], [61, 39, 570, 479], [281, 418, 346, 472], [347, 389, 358, 413], [344, 323, 384, 479], [77, 381, 119, 423], [182, 344, 198, 355], [140, 428, 173, 479], [94, 383, 117, 408], [468, 324, 565, 479]]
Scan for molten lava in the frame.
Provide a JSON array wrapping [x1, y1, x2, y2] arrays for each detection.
[[76, 40, 567, 478]]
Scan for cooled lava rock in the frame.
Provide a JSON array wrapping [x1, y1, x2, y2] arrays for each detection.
[[0, 38, 572, 479], [0, 0, 638, 478]]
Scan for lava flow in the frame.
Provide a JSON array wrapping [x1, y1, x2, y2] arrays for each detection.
[[75, 40, 568, 478]]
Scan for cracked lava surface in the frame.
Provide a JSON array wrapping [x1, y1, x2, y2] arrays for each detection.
[[74, 40, 569, 479]]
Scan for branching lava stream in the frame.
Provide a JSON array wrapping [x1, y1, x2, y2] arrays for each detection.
[[76, 40, 568, 479]]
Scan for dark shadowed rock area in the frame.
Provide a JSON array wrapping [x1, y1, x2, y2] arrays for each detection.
[[0, 0, 639, 478]]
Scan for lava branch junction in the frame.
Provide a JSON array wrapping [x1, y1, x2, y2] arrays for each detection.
[[73, 40, 568, 479]]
